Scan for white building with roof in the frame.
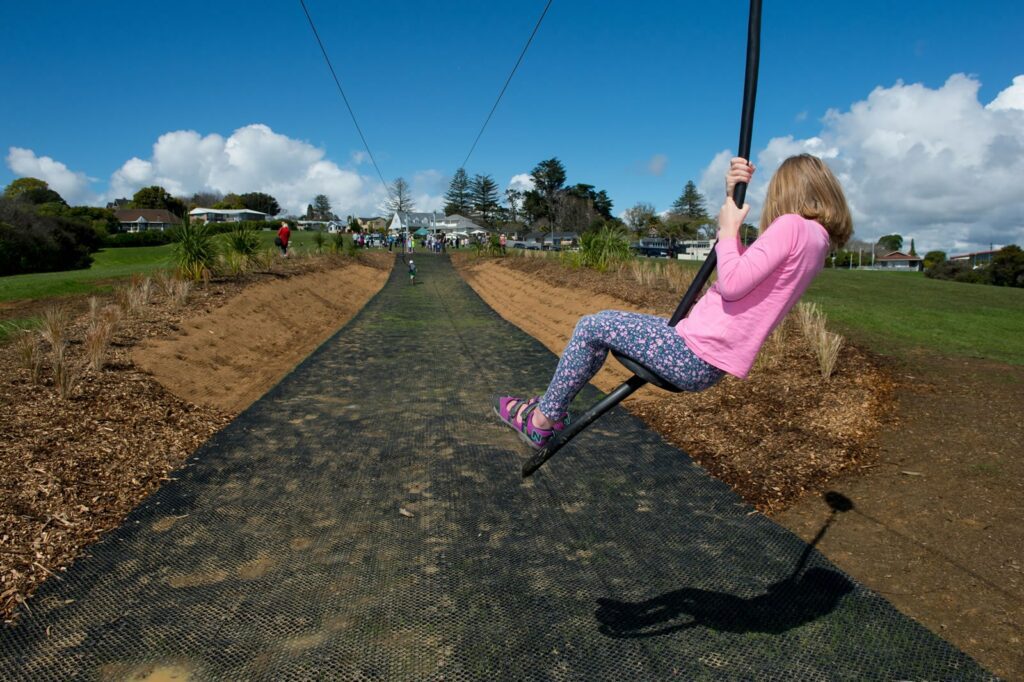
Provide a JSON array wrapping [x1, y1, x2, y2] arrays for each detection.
[[388, 211, 444, 235], [189, 207, 270, 224]]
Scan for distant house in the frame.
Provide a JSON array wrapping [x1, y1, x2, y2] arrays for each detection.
[[677, 239, 714, 261], [875, 251, 923, 270], [525, 231, 579, 249], [296, 220, 330, 231], [389, 211, 444, 235], [949, 249, 999, 267], [356, 216, 388, 232], [435, 214, 488, 237], [189, 207, 269, 224], [114, 209, 181, 233]]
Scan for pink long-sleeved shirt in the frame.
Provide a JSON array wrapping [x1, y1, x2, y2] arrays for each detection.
[[676, 213, 830, 379]]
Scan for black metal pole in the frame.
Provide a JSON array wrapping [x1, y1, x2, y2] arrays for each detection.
[[668, 0, 761, 327]]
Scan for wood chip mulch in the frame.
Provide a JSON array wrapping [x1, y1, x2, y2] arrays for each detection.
[[483, 253, 899, 514], [0, 253, 390, 624]]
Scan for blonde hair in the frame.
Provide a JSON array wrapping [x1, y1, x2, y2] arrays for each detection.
[[759, 154, 852, 248]]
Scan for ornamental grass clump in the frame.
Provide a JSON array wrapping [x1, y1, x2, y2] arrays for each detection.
[[39, 305, 71, 350], [218, 250, 248, 277], [173, 221, 218, 281], [153, 269, 176, 299], [580, 225, 631, 271], [250, 247, 276, 271], [12, 328, 44, 384], [128, 275, 152, 310], [815, 327, 845, 380], [170, 277, 192, 307], [313, 231, 326, 254], [84, 299, 121, 372], [51, 343, 78, 400], [794, 301, 845, 379], [665, 262, 695, 294]]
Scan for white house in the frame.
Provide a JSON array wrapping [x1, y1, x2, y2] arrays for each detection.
[[189, 207, 269, 224], [677, 239, 713, 261], [434, 214, 488, 238], [389, 211, 444, 235], [114, 209, 181, 233]]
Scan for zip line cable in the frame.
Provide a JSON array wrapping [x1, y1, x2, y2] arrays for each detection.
[[298, 0, 392, 195], [459, 0, 554, 171]]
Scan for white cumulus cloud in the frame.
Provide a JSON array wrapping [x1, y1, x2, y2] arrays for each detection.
[[6, 147, 97, 204], [506, 173, 534, 193], [697, 73, 1024, 254], [100, 123, 451, 217]]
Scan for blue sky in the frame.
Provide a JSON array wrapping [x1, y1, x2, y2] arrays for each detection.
[[2, 0, 1022, 253]]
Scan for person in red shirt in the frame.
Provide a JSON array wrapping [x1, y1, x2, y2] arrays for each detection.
[[276, 221, 291, 257]]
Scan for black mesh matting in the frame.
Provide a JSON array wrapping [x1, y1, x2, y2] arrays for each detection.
[[0, 255, 995, 680]]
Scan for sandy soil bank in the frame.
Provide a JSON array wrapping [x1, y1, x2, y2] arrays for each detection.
[[133, 262, 388, 413]]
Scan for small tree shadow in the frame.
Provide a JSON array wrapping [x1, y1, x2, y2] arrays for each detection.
[[596, 492, 855, 638]]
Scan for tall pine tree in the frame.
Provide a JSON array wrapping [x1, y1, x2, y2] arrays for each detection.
[[444, 168, 471, 216], [470, 174, 500, 226], [670, 181, 707, 219]]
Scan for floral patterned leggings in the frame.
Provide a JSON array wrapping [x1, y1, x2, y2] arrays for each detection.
[[538, 310, 725, 419]]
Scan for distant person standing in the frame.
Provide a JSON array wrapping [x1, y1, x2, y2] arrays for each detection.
[[499, 233, 507, 255], [276, 221, 291, 257], [408, 259, 417, 284]]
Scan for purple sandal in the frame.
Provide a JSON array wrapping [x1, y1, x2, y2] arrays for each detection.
[[493, 395, 567, 449]]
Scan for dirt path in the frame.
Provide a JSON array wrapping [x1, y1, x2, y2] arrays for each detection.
[[456, 257, 1023, 679], [133, 263, 388, 413]]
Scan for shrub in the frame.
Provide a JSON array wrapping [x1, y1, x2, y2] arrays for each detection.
[[331, 231, 346, 253], [988, 244, 1024, 287], [313, 231, 326, 253], [925, 259, 986, 284], [102, 231, 174, 248], [172, 221, 218, 281], [0, 198, 99, 275]]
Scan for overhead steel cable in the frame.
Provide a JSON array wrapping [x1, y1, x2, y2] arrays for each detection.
[[459, 0, 554, 170], [298, 0, 391, 194]]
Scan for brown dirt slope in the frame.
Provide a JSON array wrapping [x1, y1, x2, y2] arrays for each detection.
[[133, 263, 389, 413]]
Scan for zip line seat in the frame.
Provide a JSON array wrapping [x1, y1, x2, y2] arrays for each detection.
[[611, 350, 684, 393]]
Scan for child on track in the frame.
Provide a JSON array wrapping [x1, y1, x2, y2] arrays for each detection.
[[408, 259, 417, 284], [495, 153, 852, 448]]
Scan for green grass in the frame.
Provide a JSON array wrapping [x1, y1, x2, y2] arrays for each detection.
[[804, 269, 1024, 365], [0, 245, 175, 303], [0, 231, 350, 304]]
